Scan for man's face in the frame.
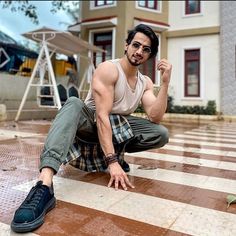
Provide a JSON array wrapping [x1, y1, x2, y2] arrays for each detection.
[[125, 32, 152, 67]]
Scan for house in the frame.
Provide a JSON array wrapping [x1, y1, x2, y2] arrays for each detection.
[[68, 1, 232, 115]]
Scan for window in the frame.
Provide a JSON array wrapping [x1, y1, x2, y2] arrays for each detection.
[[185, 0, 201, 15], [139, 34, 159, 83], [93, 32, 112, 67], [94, 0, 115, 7], [184, 49, 200, 97], [139, 58, 156, 83], [137, 0, 160, 11]]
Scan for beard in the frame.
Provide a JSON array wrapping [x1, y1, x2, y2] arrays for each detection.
[[126, 53, 142, 67]]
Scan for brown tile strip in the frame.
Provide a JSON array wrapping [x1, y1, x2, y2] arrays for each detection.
[[35, 200, 187, 236]]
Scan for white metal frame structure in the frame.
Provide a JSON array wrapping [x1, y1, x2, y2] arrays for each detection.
[[15, 31, 61, 121], [15, 27, 104, 121]]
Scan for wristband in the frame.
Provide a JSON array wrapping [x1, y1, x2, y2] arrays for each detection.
[[104, 153, 118, 166]]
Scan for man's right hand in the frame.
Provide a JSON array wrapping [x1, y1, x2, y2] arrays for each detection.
[[107, 162, 135, 191]]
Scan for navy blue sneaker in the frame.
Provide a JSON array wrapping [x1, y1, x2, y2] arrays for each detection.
[[11, 181, 56, 233]]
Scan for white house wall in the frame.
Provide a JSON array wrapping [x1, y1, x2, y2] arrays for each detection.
[[168, 34, 220, 111], [168, 1, 220, 31]]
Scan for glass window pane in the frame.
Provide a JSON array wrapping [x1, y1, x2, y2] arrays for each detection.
[[138, 0, 159, 10], [105, 45, 112, 60], [187, 61, 199, 96], [107, 0, 114, 5], [138, 1, 146, 7], [95, 0, 114, 6], [95, 34, 112, 42], [186, 0, 200, 14], [95, 51, 103, 66], [96, 1, 105, 6], [147, 1, 155, 9], [139, 58, 156, 82], [93, 32, 112, 67]]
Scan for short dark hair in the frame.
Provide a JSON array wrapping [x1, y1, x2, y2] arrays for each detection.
[[125, 24, 159, 58]]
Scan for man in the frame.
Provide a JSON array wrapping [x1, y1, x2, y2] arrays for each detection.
[[11, 24, 172, 233]]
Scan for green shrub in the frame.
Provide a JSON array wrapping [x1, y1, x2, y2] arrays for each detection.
[[167, 97, 216, 115], [134, 96, 217, 115]]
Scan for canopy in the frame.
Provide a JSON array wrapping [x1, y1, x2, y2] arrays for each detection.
[[22, 27, 105, 56]]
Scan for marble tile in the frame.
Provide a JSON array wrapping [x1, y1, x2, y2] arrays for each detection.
[[174, 133, 236, 143], [170, 138, 236, 148], [185, 131, 236, 139], [128, 164, 236, 194], [163, 144, 230, 156], [14, 177, 130, 211], [171, 204, 236, 236], [0, 129, 41, 139], [127, 151, 236, 171], [0, 222, 38, 236], [192, 128, 236, 135], [106, 192, 186, 229]]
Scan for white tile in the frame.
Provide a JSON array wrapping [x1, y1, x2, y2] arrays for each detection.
[[127, 151, 236, 171], [162, 144, 230, 157], [185, 131, 236, 139], [227, 151, 236, 157], [0, 129, 40, 139], [14, 177, 130, 211], [170, 138, 236, 148], [192, 128, 236, 135], [171, 205, 236, 236], [106, 192, 186, 228], [0, 222, 38, 236], [174, 134, 236, 143], [128, 164, 236, 194]]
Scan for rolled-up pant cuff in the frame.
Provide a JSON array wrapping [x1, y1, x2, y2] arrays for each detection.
[[39, 158, 61, 174]]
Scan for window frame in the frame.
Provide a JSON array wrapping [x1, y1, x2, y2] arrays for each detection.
[[139, 33, 160, 85], [135, 0, 162, 14], [184, 0, 201, 16], [88, 27, 116, 67], [92, 31, 113, 67], [90, 0, 116, 10], [184, 48, 201, 97]]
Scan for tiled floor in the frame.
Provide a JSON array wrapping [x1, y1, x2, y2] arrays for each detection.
[[1, 118, 236, 235]]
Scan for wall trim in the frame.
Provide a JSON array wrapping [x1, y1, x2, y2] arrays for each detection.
[[167, 26, 220, 38]]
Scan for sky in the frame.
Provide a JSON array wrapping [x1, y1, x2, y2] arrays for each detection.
[[0, 1, 77, 47]]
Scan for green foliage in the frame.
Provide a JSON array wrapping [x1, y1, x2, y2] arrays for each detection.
[[0, 1, 79, 25], [1, 1, 39, 24], [134, 97, 217, 115], [166, 96, 217, 115]]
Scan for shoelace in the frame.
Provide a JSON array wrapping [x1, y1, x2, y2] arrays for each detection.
[[22, 185, 47, 210]]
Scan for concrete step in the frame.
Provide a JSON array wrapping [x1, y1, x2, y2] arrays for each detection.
[[6, 108, 57, 121], [4, 100, 41, 110]]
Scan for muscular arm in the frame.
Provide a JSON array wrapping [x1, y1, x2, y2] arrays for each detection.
[[92, 61, 134, 190], [142, 59, 172, 123], [92, 61, 116, 155]]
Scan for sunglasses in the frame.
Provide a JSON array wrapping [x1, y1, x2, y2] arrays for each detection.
[[131, 41, 152, 54]]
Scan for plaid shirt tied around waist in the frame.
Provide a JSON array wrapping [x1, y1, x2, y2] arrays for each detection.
[[64, 114, 134, 172]]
